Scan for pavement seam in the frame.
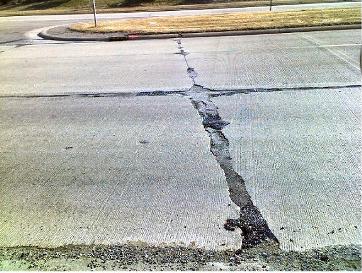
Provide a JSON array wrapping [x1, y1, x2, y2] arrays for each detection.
[[207, 84, 362, 97], [0, 84, 360, 99], [175, 38, 280, 250]]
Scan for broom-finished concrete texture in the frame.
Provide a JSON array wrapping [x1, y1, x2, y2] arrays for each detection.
[[0, 95, 240, 249], [214, 87, 361, 251], [182, 29, 360, 90], [0, 40, 192, 96]]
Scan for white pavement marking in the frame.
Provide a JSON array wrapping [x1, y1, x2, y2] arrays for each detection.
[[0, 95, 241, 250], [215, 87, 361, 251]]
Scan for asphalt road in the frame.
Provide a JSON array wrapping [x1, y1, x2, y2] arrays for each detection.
[[0, 7, 361, 270]]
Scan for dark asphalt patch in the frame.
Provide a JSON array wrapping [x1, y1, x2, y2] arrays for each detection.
[[176, 36, 280, 249], [202, 104, 279, 249], [185, 84, 279, 249]]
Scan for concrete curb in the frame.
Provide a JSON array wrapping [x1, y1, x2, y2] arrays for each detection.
[[39, 24, 361, 42], [179, 24, 362, 37], [38, 30, 127, 41]]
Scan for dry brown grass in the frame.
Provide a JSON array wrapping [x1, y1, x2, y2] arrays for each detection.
[[0, 0, 353, 17], [69, 7, 360, 34]]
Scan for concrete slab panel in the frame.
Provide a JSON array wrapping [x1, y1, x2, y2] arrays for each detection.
[[302, 29, 362, 46], [297, 31, 361, 70], [0, 95, 240, 250], [182, 30, 361, 90], [0, 40, 191, 96], [213, 87, 361, 251]]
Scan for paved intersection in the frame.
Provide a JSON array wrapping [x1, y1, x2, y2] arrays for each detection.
[[0, 11, 360, 258]]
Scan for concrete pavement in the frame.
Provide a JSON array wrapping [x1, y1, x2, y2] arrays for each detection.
[[215, 87, 361, 251], [0, 95, 240, 250], [0, 30, 359, 96], [0, 40, 191, 96], [183, 30, 361, 90], [0, 23, 361, 269]]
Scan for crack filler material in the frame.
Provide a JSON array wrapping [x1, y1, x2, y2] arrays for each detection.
[[0, 85, 359, 99], [175, 38, 280, 249]]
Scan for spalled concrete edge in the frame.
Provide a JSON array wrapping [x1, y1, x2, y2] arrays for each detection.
[[38, 24, 361, 42]]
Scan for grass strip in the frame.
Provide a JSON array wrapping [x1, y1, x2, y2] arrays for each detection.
[[69, 7, 360, 34]]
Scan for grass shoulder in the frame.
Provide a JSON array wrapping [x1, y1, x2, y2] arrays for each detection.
[[69, 7, 361, 35]]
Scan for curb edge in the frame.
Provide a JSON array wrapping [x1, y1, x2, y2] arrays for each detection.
[[39, 24, 362, 42]]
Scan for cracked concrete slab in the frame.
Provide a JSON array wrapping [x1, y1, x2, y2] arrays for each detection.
[[0, 40, 192, 96], [186, 85, 279, 249], [0, 95, 240, 250], [213, 87, 361, 251], [182, 30, 361, 90]]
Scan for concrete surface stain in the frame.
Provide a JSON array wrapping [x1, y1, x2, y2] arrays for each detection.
[[175, 38, 279, 249]]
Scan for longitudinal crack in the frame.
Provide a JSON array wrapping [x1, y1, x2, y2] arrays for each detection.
[[175, 38, 279, 249], [176, 38, 198, 84]]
